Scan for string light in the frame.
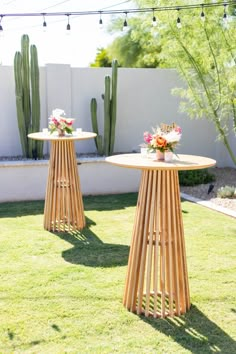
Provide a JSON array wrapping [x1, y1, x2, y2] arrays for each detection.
[[0, 1, 234, 32], [99, 11, 103, 29], [223, 3, 228, 21], [42, 14, 47, 29], [222, 3, 229, 29], [0, 16, 3, 32], [66, 13, 71, 31], [152, 8, 157, 27], [200, 4, 205, 21], [123, 12, 128, 31], [176, 8, 182, 29]]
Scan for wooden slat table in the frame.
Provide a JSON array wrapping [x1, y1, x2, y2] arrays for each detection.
[[28, 132, 96, 232], [106, 154, 216, 318]]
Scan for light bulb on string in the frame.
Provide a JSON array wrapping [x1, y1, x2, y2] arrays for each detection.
[[223, 4, 229, 29], [223, 4, 228, 22], [0, 16, 3, 33], [152, 9, 157, 27], [176, 9, 182, 29], [200, 4, 205, 22], [66, 14, 71, 32], [42, 14, 47, 31], [123, 12, 129, 32], [99, 11, 103, 29]]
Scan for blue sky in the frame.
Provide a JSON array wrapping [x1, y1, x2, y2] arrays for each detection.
[[0, 0, 134, 66]]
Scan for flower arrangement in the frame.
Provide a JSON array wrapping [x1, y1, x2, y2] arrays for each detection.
[[49, 109, 74, 136], [143, 123, 182, 153]]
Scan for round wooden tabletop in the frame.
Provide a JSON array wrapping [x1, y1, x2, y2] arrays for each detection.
[[106, 153, 216, 171], [28, 131, 97, 141]]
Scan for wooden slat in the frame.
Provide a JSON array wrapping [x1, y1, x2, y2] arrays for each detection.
[[144, 171, 156, 316], [123, 170, 147, 311], [170, 171, 180, 315], [153, 170, 161, 317], [136, 170, 152, 315], [175, 172, 190, 311], [166, 170, 174, 317], [122, 168, 190, 318], [64, 140, 71, 230], [160, 170, 166, 318], [43, 139, 86, 232]]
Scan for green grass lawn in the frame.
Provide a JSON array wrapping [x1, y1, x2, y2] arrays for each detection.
[[0, 194, 235, 354]]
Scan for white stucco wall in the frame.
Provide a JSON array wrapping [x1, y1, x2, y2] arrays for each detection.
[[0, 159, 140, 202], [0, 64, 235, 167]]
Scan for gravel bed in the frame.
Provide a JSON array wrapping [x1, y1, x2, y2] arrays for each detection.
[[180, 167, 236, 212], [0, 153, 102, 161]]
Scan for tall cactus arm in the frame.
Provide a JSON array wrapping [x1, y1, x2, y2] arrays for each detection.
[[31, 44, 43, 158], [91, 98, 99, 137], [14, 52, 27, 157], [30, 45, 40, 132], [109, 59, 118, 155], [104, 75, 111, 156], [21, 34, 31, 130], [89, 59, 118, 156], [90, 98, 103, 155]]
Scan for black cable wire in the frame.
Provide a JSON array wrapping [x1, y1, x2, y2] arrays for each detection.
[[0, 1, 235, 19]]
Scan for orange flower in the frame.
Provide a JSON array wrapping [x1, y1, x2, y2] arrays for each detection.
[[156, 136, 167, 148]]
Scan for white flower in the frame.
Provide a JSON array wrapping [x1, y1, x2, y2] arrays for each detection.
[[163, 130, 181, 143], [52, 108, 66, 119]]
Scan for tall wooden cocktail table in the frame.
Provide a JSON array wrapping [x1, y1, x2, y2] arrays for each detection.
[[28, 132, 96, 232], [106, 154, 216, 318]]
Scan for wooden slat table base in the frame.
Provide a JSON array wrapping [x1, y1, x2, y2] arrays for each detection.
[[44, 140, 85, 232], [123, 169, 190, 318]]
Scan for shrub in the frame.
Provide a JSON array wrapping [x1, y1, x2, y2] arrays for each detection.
[[217, 185, 236, 199], [178, 169, 215, 186]]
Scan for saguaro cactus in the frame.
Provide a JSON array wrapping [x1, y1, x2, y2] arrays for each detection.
[[90, 59, 118, 156], [109, 59, 118, 155], [14, 34, 43, 158], [90, 98, 103, 155]]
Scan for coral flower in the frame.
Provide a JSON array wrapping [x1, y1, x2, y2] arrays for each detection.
[[156, 136, 167, 148]]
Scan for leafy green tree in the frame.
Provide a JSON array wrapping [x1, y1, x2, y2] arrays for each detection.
[[106, 0, 236, 165], [156, 0, 236, 165], [106, 15, 163, 68], [90, 48, 112, 67]]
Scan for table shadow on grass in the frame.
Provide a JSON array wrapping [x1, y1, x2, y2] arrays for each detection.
[[140, 304, 236, 354], [52, 217, 129, 268]]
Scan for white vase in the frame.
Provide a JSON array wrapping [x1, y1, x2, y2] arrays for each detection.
[[164, 151, 173, 162], [57, 128, 65, 137], [140, 147, 148, 158], [156, 150, 164, 161]]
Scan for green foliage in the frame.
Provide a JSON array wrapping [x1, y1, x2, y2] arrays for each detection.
[[14, 34, 43, 159], [106, 1, 236, 165], [156, 0, 236, 165], [107, 15, 163, 68], [90, 48, 112, 67], [217, 185, 236, 198], [0, 196, 235, 352], [179, 168, 215, 186], [90, 59, 118, 156]]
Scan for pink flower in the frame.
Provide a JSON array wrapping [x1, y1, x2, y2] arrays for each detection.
[[66, 120, 73, 126], [143, 131, 153, 144], [175, 126, 182, 134]]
